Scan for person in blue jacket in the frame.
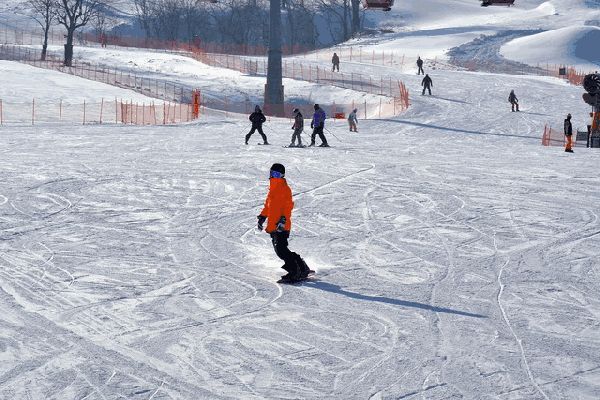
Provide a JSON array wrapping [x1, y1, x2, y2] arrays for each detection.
[[309, 104, 329, 147]]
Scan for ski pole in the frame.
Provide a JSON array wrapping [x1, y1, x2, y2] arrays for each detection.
[[324, 127, 342, 142]]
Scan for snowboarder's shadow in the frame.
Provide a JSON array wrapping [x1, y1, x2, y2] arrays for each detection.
[[306, 281, 486, 319]]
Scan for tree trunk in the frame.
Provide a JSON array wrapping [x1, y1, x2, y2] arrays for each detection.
[[41, 27, 49, 61], [351, 0, 361, 35], [64, 30, 74, 66]]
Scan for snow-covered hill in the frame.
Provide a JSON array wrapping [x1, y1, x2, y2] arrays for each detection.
[[1, 1, 600, 399]]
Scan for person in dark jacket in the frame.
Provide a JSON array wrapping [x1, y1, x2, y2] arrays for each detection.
[[245, 105, 269, 145], [332, 53, 340, 72], [564, 113, 573, 153], [417, 56, 424, 75], [257, 163, 312, 282], [309, 104, 329, 147], [421, 74, 433, 95], [509, 90, 519, 112], [290, 108, 304, 147]]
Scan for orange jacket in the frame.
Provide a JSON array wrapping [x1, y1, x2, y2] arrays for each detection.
[[260, 178, 293, 233]]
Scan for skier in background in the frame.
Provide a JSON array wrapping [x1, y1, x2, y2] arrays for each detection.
[[257, 163, 312, 282], [421, 74, 433, 95], [309, 104, 329, 147], [348, 108, 359, 132], [417, 56, 424, 75], [245, 105, 269, 145], [509, 90, 519, 112], [290, 108, 304, 147], [332, 52, 340, 72], [564, 113, 574, 153]]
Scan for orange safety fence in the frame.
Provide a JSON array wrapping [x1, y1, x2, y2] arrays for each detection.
[[541, 124, 588, 147], [191, 51, 410, 112], [0, 99, 196, 125]]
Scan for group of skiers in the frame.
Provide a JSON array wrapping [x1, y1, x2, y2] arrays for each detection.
[[246, 103, 361, 147]]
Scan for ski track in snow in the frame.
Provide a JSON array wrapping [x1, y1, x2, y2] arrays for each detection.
[[1, 34, 600, 400]]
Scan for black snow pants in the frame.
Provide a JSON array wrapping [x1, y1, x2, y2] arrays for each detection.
[[418, 66, 424, 75], [271, 231, 302, 277], [422, 85, 432, 95], [246, 126, 268, 144], [311, 125, 328, 146]]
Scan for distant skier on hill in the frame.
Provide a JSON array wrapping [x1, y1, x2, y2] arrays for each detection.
[[508, 90, 519, 112], [332, 53, 340, 72], [257, 163, 312, 282], [309, 104, 329, 147], [417, 56, 424, 75], [564, 113, 573, 153], [290, 108, 304, 147], [246, 105, 269, 145], [348, 108, 358, 132], [421, 74, 433, 95]]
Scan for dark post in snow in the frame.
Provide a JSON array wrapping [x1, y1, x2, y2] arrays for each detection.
[[264, 0, 284, 117]]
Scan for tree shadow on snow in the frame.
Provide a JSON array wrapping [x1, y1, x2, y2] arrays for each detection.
[[375, 118, 539, 140], [306, 281, 486, 319]]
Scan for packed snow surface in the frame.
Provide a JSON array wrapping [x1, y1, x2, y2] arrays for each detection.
[[501, 26, 600, 71], [1, 53, 600, 399]]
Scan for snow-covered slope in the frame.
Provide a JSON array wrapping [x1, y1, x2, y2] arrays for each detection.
[[501, 26, 600, 70], [1, 35, 600, 399], [360, 0, 599, 69], [1, 0, 600, 399]]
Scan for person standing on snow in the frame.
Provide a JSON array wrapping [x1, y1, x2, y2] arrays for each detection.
[[348, 108, 358, 132], [421, 74, 433, 95], [309, 104, 329, 147], [290, 108, 304, 147], [332, 52, 340, 72], [509, 90, 519, 112], [417, 56, 424, 75], [564, 113, 574, 153], [257, 163, 312, 282], [246, 105, 269, 145]]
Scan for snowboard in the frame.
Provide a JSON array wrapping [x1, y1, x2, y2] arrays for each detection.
[[283, 145, 307, 148], [277, 270, 316, 284], [257, 143, 271, 145]]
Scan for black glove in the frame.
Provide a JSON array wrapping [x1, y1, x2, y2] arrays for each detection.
[[257, 215, 266, 231], [276, 216, 286, 232], [310, 123, 314, 129]]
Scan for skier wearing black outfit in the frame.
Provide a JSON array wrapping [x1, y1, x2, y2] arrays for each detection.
[[309, 104, 329, 147], [417, 56, 424, 75], [421, 74, 433, 95], [246, 105, 269, 145], [332, 53, 340, 72], [508, 90, 519, 112]]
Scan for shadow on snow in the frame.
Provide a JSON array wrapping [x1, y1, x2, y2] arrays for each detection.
[[306, 281, 486, 319]]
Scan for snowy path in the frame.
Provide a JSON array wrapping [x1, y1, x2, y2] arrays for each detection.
[[1, 80, 599, 398]]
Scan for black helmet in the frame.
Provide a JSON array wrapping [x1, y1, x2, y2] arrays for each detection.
[[293, 108, 300, 114], [314, 104, 319, 110], [270, 163, 285, 178]]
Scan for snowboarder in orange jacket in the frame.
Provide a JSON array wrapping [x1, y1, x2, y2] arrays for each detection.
[[257, 163, 312, 282]]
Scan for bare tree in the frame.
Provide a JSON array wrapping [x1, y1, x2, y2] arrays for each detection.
[[26, 0, 55, 61], [317, 0, 351, 42], [53, 0, 106, 66]]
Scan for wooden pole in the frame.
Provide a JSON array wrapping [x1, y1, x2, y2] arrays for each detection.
[[100, 98, 104, 124]]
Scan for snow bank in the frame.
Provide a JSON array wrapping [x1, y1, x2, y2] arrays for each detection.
[[501, 26, 600, 71], [0, 60, 153, 103]]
